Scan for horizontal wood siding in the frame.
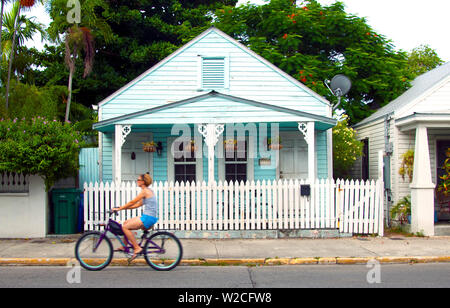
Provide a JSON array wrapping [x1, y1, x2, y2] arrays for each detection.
[[397, 78, 450, 117], [100, 30, 328, 123], [316, 130, 328, 179], [102, 133, 113, 182], [352, 119, 385, 181]]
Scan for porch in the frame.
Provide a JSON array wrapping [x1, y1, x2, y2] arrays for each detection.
[[396, 113, 450, 235]]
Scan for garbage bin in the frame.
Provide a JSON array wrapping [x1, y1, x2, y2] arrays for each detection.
[[52, 188, 82, 234]]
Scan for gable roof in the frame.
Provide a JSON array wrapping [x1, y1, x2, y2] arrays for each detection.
[[93, 91, 336, 132], [97, 26, 331, 109], [354, 61, 450, 128]]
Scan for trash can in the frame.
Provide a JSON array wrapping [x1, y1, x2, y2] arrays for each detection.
[[52, 188, 82, 234]]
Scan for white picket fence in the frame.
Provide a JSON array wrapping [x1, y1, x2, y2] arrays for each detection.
[[83, 178, 384, 236], [0, 173, 29, 193]]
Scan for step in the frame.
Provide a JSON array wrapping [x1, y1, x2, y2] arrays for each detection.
[[434, 224, 450, 236]]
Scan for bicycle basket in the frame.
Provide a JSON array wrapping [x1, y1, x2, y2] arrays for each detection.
[[108, 220, 124, 236]]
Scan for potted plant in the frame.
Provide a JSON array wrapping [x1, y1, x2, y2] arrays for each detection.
[[437, 147, 450, 196], [390, 195, 411, 224], [268, 137, 282, 150], [189, 139, 198, 152], [142, 141, 157, 153], [399, 149, 414, 182], [224, 139, 237, 151]]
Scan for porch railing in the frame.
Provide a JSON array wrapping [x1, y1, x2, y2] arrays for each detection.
[[83, 178, 384, 235], [0, 173, 29, 193]]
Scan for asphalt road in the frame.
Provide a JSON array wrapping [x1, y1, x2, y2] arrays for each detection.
[[1, 264, 450, 289]]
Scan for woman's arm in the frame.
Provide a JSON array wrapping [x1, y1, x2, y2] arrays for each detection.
[[113, 191, 145, 211], [128, 199, 143, 209]]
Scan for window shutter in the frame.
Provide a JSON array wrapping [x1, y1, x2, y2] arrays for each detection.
[[202, 57, 225, 89]]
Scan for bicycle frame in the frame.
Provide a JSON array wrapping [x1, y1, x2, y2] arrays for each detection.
[[95, 214, 165, 255]]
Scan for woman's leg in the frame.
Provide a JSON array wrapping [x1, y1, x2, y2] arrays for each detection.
[[122, 217, 144, 253]]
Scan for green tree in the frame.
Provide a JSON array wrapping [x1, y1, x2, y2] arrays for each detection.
[[213, 0, 412, 124], [46, 0, 113, 122], [43, 0, 237, 110], [1, 2, 46, 79], [407, 44, 444, 78], [4, 0, 45, 110]]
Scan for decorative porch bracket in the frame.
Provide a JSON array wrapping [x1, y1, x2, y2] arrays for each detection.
[[114, 124, 132, 183], [298, 122, 315, 183], [198, 124, 225, 183]]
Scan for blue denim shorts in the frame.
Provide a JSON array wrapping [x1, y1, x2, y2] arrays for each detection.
[[140, 215, 158, 229]]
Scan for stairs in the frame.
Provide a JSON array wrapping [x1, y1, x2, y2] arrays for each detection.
[[434, 223, 450, 236]]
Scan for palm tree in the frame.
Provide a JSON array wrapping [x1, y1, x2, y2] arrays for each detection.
[[4, 0, 41, 111], [1, 2, 46, 62], [64, 25, 94, 122], [0, 0, 13, 73]]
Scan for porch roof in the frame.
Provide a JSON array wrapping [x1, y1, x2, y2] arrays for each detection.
[[93, 91, 336, 133], [396, 111, 450, 131]]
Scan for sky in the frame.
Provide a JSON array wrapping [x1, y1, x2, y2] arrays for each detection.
[[16, 0, 450, 62]]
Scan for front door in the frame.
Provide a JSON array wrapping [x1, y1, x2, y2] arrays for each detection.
[[279, 133, 308, 179], [121, 133, 152, 181]]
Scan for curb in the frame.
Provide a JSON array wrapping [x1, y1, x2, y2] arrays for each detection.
[[1, 256, 450, 266]]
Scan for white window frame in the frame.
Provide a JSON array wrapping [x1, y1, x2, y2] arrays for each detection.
[[218, 135, 254, 183], [167, 137, 203, 183]]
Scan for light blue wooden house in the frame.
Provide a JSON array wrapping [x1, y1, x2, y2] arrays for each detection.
[[92, 27, 336, 186]]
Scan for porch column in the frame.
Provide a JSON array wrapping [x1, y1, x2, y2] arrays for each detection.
[[198, 124, 224, 183], [298, 122, 315, 183], [410, 125, 435, 236], [114, 124, 132, 184]]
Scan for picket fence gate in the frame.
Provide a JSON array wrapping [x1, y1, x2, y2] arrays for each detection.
[[83, 178, 384, 236]]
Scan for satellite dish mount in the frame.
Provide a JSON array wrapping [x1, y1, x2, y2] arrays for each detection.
[[324, 74, 352, 111]]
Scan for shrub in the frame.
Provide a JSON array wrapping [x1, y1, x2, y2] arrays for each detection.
[[333, 115, 363, 179], [0, 117, 84, 190]]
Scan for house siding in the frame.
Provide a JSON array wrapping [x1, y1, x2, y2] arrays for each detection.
[[352, 117, 437, 205], [352, 118, 386, 181], [397, 77, 450, 118]]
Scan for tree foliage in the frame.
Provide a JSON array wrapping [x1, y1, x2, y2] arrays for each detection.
[[43, 0, 238, 109], [213, 0, 412, 124], [332, 115, 363, 179], [407, 44, 444, 79], [0, 116, 85, 190]]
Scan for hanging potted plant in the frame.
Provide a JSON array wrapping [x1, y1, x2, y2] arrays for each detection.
[[189, 139, 198, 152], [437, 147, 450, 196], [142, 141, 157, 153], [224, 139, 237, 151], [268, 137, 283, 150], [399, 149, 414, 182]]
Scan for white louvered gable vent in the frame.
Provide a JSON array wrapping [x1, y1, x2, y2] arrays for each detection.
[[202, 57, 225, 89]]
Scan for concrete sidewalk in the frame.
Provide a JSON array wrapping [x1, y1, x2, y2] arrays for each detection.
[[1, 235, 450, 266]]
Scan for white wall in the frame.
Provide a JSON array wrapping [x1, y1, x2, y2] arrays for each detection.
[[0, 176, 48, 238]]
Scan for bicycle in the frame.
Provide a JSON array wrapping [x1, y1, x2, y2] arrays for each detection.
[[74, 211, 183, 271]]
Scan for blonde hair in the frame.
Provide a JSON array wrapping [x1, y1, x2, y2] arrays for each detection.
[[141, 174, 153, 186]]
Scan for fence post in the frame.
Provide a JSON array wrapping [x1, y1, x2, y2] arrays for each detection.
[[378, 150, 385, 236]]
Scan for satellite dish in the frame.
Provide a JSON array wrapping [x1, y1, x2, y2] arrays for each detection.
[[330, 74, 352, 97], [324, 74, 352, 111]]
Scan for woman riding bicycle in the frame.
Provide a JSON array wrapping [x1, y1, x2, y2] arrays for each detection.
[[112, 173, 158, 260]]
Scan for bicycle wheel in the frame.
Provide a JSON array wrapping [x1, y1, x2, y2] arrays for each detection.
[[75, 231, 113, 271], [144, 231, 183, 271]]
